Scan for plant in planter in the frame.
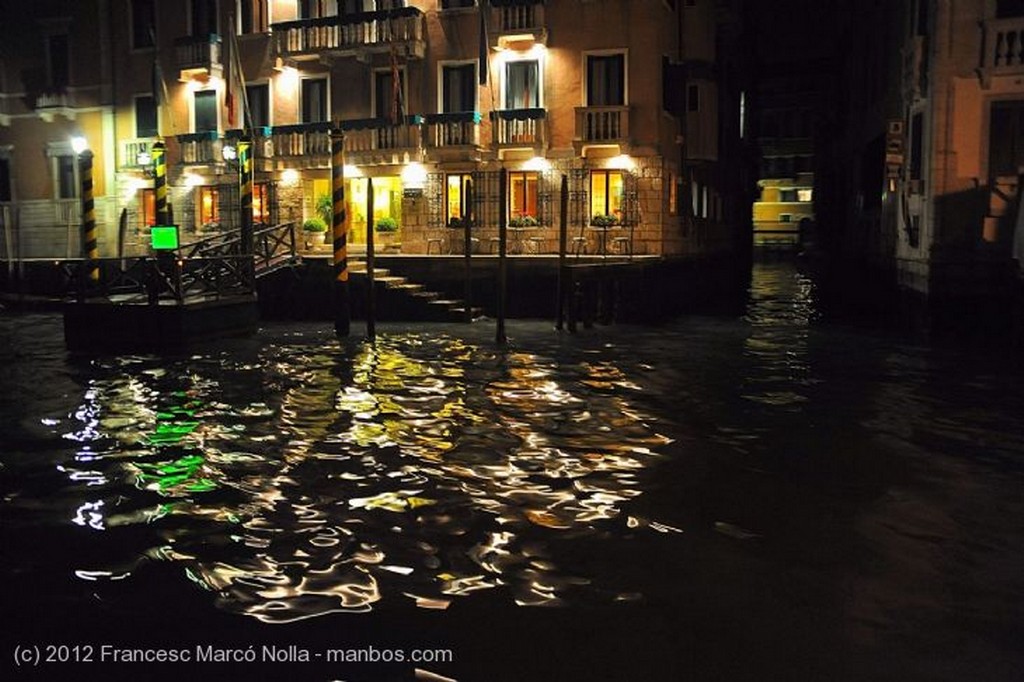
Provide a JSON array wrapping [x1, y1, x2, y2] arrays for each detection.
[[590, 213, 619, 227], [375, 215, 399, 233], [509, 215, 539, 228], [302, 217, 328, 249]]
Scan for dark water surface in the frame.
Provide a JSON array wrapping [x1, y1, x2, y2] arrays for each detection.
[[2, 261, 1023, 681]]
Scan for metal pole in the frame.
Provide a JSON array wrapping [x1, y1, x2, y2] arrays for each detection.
[[331, 129, 350, 337], [496, 167, 507, 345], [153, 141, 169, 226], [238, 137, 254, 286], [556, 173, 567, 330], [463, 179, 473, 323], [366, 176, 376, 341], [79, 150, 99, 284]]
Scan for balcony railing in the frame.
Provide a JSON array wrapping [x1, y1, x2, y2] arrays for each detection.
[[983, 17, 1024, 77], [176, 131, 221, 165], [271, 7, 425, 60], [343, 115, 423, 154], [575, 106, 629, 145], [225, 127, 273, 159], [270, 122, 332, 159], [119, 137, 160, 169], [426, 112, 482, 149], [174, 34, 223, 81], [491, 108, 547, 148], [34, 90, 75, 121], [492, 0, 544, 31]]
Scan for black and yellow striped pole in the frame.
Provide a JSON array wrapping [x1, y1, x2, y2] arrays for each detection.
[[238, 138, 254, 284], [152, 141, 169, 226], [79, 149, 99, 284], [331, 128, 350, 337]]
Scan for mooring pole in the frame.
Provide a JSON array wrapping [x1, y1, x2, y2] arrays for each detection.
[[153, 141, 169, 226], [331, 129, 350, 337], [463, 182, 473, 323], [366, 176, 376, 342], [556, 174, 568, 330], [238, 137, 254, 285], [496, 167, 508, 345], [79, 150, 99, 286]]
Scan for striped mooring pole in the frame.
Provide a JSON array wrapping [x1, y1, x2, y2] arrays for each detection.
[[152, 141, 169, 226], [79, 150, 99, 283], [238, 138, 254, 283], [331, 128, 350, 337]]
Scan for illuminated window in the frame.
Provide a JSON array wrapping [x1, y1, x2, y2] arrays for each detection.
[[446, 174, 474, 225], [508, 171, 538, 220], [198, 186, 219, 226], [797, 188, 813, 202], [141, 188, 156, 227], [668, 172, 678, 216], [253, 182, 269, 223], [590, 170, 624, 222]]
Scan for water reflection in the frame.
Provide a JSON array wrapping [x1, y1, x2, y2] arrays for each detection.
[[57, 333, 672, 622]]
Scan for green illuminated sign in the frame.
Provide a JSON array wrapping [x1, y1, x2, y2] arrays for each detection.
[[150, 225, 180, 251]]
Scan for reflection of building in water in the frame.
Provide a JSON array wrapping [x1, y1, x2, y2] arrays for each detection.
[[69, 335, 672, 622]]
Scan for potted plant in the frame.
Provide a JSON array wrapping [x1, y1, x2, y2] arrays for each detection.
[[315, 193, 333, 227], [509, 215, 539, 228], [302, 217, 328, 249], [373, 215, 400, 252], [590, 213, 619, 227]]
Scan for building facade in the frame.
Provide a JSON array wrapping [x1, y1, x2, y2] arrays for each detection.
[[820, 0, 1024, 304], [0, 0, 750, 264]]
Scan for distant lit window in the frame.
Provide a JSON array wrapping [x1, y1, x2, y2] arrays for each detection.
[[446, 173, 474, 225], [590, 170, 624, 222], [141, 188, 156, 227], [797, 188, 813, 202], [198, 186, 219, 226], [508, 171, 538, 220], [253, 182, 270, 223]]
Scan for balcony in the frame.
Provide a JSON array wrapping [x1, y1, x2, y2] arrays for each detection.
[[174, 34, 223, 82], [270, 122, 332, 166], [491, 108, 547, 156], [270, 118, 424, 167], [176, 131, 222, 166], [118, 137, 161, 170], [34, 90, 76, 122], [425, 112, 483, 158], [271, 7, 426, 62], [225, 127, 273, 168], [490, 0, 546, 48], [574, 106, 630, 153]]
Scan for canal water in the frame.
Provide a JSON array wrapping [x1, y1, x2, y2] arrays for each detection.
[[2, 260, 1023, 681]]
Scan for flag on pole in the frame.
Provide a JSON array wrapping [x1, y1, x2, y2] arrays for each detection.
[[226, 17, 237, 128], [478, 0, 489, 86]]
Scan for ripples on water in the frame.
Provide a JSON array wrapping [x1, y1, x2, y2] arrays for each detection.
[[2, 323, 673, 623], [2, 260, 1023, 679]]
